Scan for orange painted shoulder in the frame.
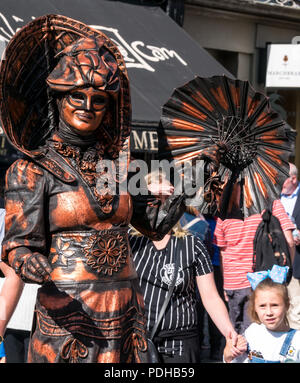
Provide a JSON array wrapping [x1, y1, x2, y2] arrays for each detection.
[[8, 158, 44, 175], [6, 158, 44, 190]]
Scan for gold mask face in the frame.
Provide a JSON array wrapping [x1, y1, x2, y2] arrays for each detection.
[[61, 87, 109, 135]]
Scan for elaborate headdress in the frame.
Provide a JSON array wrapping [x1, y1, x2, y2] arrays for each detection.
[[47, 36, 120, 94], [0, 14, 131, 162]]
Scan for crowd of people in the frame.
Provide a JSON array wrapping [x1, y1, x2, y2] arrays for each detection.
[[0, 14, 300, 364]]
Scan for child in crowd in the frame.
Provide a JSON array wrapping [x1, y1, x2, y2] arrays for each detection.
[[224, 265, 300, 363]]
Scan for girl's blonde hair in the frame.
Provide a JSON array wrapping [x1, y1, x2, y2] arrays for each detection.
[[129, 221, 190, 238], [247, 278, 290, 324], [171, 221, 190, 238], [185, 205, 200, 216]]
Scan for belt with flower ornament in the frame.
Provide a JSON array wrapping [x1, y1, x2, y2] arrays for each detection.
[[48, 228, 137, 282]]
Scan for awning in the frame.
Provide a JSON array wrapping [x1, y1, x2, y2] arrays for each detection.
[[0, 0, 231, 157]]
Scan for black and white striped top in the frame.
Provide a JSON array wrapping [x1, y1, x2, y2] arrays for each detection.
[[129, 232, 213, 355]]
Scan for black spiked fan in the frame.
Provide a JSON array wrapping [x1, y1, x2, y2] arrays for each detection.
[[158, 75, 295, 219]]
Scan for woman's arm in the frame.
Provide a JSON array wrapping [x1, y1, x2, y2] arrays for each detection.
[[196, 272, 249, 360], [0, 262, 24, 336], [196, 272, 237, 342], [0, 262, 24, 363]]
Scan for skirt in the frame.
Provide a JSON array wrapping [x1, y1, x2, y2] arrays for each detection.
[[28, 278, 147, 363]]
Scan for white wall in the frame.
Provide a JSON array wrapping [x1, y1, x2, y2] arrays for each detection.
[[183, 8, 255, 54]]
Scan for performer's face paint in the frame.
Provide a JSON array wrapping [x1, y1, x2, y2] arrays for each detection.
[[61, 87, 109, 135]]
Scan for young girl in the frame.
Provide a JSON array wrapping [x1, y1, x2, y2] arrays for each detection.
[[224, 265, 300, 363]]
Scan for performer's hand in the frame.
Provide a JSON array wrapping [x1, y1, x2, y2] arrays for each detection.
[[21, 252, 52, 284], [0, 356, 6, 363]]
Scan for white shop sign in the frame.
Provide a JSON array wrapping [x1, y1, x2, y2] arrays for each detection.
[[266, 44, 300, 88]]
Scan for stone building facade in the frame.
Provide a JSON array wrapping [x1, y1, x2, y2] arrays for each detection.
[[184, 0, 300, 168]]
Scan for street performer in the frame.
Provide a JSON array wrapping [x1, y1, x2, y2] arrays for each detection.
[[0, 15, 186, 363]]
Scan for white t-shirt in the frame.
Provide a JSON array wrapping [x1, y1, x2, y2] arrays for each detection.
[[233, 323, 300, 363], [0, 277, 38, 332], [0, 208, 38, 332]]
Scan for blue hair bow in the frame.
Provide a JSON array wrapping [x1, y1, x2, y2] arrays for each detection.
[[247, 265, 289, 290]]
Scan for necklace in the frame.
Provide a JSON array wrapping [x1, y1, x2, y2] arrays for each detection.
[[50, 139, 115, 214]]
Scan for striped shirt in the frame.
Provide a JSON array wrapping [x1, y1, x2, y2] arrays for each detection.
[[214, 199, 295, 290], [129, 233, 212, 355]]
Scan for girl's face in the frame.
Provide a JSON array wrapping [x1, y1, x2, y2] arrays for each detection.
[[254, 288, 289, 332]]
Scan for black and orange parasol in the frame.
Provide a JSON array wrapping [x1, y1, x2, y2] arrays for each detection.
[[158, 75, 295, 219]]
